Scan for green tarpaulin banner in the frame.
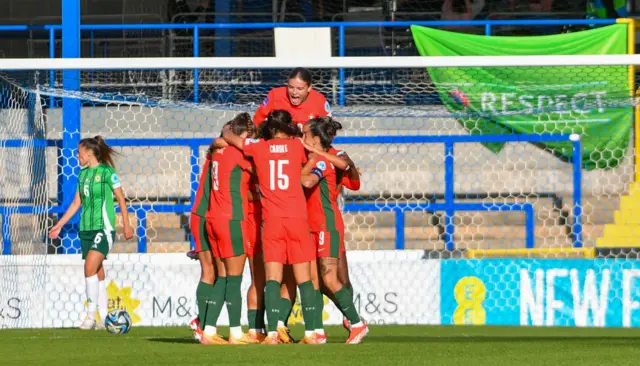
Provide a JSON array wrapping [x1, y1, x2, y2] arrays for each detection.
[[411, 24, 632, 170]]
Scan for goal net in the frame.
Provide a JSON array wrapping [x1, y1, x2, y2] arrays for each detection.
[[0, 54, 637, 328]]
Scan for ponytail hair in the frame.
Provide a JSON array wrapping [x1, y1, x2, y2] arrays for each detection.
[[262, 109, 300, 139], [79, 135, 118, 168], [306, 116, 342, 149], [209, 112, 255, 156]]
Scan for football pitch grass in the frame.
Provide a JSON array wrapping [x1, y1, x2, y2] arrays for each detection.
[[2, 325, 640, 365]]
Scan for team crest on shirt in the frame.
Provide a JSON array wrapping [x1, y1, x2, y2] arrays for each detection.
[[316, 161, 327, 171], [95, 176, 101, 182], [324, 101, 332, 115]]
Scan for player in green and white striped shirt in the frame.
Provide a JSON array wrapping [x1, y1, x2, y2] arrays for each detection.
[[49, 136, 133, 330]]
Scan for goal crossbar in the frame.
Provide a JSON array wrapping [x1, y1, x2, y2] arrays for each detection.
[[1, 55, 640, 70]]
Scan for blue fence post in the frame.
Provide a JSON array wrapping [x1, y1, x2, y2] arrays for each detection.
[[136, 209, 147, 253], [189, 145, 200, 250], [193, 26, 200, 103], [395, 208, 405, 250], [60, 0, 82, 254], [56, 140, 64, 209], [572, 136, 583, 248], [485, 24, 491, 36], [338, 25, 346, 106], [444, 141, 455, 250], [524, 204, 535, 248], [48, 27, 55, 108], [215, 1, 232, 57], [1, 209, 10, 255], [190, 144, 200, 205]]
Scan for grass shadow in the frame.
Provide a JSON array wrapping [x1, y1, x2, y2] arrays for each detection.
[[147, 337, 200, 344]]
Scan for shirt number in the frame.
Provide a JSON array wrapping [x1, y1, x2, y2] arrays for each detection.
[[211, 161, 219, 191], [269, 160, 289, 190], [83, 184, 89, 197]]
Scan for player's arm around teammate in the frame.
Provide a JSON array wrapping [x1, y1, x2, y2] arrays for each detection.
[[223, 110, 320, 345], [207, 113, 258, 345], [301, 118, 369, 344], [49, 136, 133, 330]]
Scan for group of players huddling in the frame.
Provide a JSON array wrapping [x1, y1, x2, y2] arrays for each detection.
[[48, 67, 367, 344], [187, 68, 368, 345]]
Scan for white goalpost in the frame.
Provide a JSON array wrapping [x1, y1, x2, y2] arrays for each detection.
[[0, 54, 636, 328]]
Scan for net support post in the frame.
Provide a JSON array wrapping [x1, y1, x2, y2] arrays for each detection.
[[571, 136, 583, 248], [193, 27, 200, 103], [61, 0, 82, 254], [484, 24, 491, 36], [338, 25, 346, 106], [444, 141, 455, 250]]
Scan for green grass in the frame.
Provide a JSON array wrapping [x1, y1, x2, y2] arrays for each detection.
[[2, 325, 640, 365]]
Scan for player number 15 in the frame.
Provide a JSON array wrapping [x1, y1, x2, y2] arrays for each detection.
[[269, 160, 289, 190]]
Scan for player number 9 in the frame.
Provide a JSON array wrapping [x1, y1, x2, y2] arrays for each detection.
[[211, 161, 219, 191], [269, 160, 289, 190]]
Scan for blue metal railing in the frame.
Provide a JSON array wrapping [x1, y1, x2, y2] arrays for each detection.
[[0, 134, 583, 254], [0, 19, 619, 105]]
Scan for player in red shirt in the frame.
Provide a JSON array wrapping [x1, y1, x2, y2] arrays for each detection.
[[204, 113, 257, 345], [328, 134, 362, 334], [253, 67, 332, 130], [222, 110, 346, 345], [301, 117, 368, 344], [188, 140, 226, 343], [244, 172, 267, 342], [253, 68, 331, 340]]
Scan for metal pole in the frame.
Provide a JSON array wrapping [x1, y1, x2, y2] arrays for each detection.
[[61, 0, 82, 254]]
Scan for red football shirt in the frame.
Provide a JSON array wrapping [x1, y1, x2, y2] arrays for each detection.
[[253, 87, 332, 128], [207, 146, 252, 220], [304, 155, 344, 233], [243, 137, 308, 219], [247, 174, 262, 215]]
